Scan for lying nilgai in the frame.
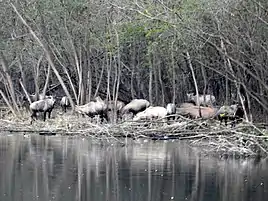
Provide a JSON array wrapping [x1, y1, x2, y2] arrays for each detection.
[[177, 104, 217, 119], [133, 103, 177, 121], [133, 106, 167, 121], [177, 103, 244, 126]]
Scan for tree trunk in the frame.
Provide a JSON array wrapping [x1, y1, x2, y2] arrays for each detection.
[[186, 52, 200, 105], [200, 64, 207, 103], [65, 22, 83, 104], [94, 59, 105, 99], [19, 79, 31, 104], [105, 52, 112, 100], [113, 27, 121, 123], [220, 37, 229, 104], [171, 40, 176, 104], [18, 57, 27, 90], [153, 59, 158, 105], [0, 90, 17, 116], [50, 42, 78, 104], [158, 63, 165, 106], [42, 63, 51, 97], [148, 51, 153, 104], [130, 45, 136, 99], [86, 52, 92, 103], [185, 51, 201, 117], [34, 53, 43, 99], [0, 52, 20, 115]]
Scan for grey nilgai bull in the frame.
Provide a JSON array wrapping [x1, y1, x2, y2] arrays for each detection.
[[23, 94, 50, 103], [60, 96, 69, 113], [187, 93, 216, 106], [121, 99, 150, 116], [74, 96, 108, 122], [30, 96, 56, 123], [22, 94, 51, 110]]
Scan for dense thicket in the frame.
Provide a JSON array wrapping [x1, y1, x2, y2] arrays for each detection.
[[0, 0, 267, 122]]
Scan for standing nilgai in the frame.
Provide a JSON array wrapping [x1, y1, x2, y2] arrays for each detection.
[[187, 93, 216, 106], [30, 96, 56, 124], [166, 103, 176, 120], [60, 96, 69, 113]]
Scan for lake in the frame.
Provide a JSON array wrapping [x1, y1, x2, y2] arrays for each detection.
[[0, 134, 267, 201]]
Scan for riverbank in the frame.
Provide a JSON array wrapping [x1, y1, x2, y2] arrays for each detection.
[[1, 109, 268, 158]]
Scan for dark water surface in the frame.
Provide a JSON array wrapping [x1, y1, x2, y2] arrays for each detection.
[[0, 134, 267, 201]]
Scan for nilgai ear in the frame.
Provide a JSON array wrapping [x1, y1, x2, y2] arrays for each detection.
[[186, 93, 193, 97]]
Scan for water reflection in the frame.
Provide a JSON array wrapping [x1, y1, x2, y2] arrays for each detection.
[[0, 134, 267, 201]]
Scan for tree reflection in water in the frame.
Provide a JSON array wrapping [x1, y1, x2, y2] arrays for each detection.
[[0, 134, 267, 201]]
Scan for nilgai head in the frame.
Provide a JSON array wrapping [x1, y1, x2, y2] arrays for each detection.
[[94, 96, 103, 102], [186, 93, 194, 99]]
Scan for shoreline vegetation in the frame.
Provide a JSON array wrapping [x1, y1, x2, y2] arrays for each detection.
[[1, 108, 268, 159]]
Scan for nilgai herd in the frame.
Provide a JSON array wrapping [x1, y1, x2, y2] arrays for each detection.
[[25, 93, 245, 127]]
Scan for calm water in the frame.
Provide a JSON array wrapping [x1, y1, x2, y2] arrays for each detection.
[[0, 134, 267, 201]]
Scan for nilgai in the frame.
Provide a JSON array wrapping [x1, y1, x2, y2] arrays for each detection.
[[121, 99, 150, 116], [177, 104, 217, 119], [214, 104, 244, 127], [166, 103, 176, 120], [75, 96, 108, 122], [30, 96, 56, 123], [187, 93, 216, 106], [60, 96, 69, 113], [133, 106, 167, 121]]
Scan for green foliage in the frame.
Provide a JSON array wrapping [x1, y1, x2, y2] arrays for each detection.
[[121, 23, 146, 43]]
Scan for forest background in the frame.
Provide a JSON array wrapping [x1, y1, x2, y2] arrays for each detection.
[[0, 0, 267, 123]]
